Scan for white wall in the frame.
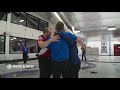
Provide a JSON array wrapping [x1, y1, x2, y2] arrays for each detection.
[[0, 54, 5, 60], [86, 31, 120, 56], [0, 21, 7, 35], [10, 23, 43, 39]]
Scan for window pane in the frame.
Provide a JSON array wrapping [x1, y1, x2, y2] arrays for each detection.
[[27, 14, 39, 30], [11, 12, 26, 27], [0, 12, 7, 21], [26, 39, 38, 53], [9, 36, 25, 54], [39, 19, 48, 31], [0, 35, 5, 53]]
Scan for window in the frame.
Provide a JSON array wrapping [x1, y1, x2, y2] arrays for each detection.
[[27, 14, 39, 30], [11, 12, 49, 31], [9, 36, 25, 54], [11, 12, 27, 27], [9, 36, 38, 54], [26, 39, 38, 53], [39, 19, 48, 31], [0, 35, 5, 54], [0, 12, 7, 21]]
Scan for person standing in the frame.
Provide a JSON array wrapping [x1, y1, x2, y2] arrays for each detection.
[[55, 21, 84, 78], [81, 44, 87, 61], [37, 28, 59, 78], [22, 46, 29, 64]]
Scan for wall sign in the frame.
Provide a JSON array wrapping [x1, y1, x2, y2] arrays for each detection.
[[101, 41, 107, 53]]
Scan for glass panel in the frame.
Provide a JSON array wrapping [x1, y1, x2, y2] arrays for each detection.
[[0, 12, 7, 21], [27, 14, 39, 30], [26, 39, 38, 53], [11, 12, 27, 27], [0, 35, 5, 53], [39, 19, 48, 31], [9, 36, 25, 54]]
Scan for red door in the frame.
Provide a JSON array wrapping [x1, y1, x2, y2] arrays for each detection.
[[114, 44, 120, 56]]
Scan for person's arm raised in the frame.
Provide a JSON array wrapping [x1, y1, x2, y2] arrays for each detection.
[[38, 35, 60, 48]]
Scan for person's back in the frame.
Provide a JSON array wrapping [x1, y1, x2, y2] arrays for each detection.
[[47, 22, 70, 78], [47, 37, 69, 61], [57, 31, 81, 78], [47, 37, 69, 78], [59, 32, 80, 64]]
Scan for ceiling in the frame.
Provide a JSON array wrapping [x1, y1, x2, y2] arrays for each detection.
[[34, 12, 52, 21], [60, 12, 120, 32], [31, 12, 120, 34]]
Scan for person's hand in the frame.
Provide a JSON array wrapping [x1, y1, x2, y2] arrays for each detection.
[[76, 37, 84, 46], [50, 35, 60, 42]]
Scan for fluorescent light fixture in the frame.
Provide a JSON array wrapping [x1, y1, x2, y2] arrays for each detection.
[[107, 27, 116, 31], [11, 39, 13, 40], [19, 20, 24, 22], [74, 31, 81, 33], [72, 26, 74, 31], [20, 40, 22, 41], [13, 38, 16, 39], [72, 26, 80, 33], [53, 12, 63, 21]]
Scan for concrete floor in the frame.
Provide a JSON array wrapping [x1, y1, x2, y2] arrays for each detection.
[[0, 55, 120, 78]]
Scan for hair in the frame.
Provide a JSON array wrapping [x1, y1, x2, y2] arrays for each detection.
[[43, 28, 49, 34], [55, 21, 64, 32]]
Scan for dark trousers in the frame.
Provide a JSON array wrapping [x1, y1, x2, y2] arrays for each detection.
[[70, 63, 81, 78], [23, 53, 27, 64], [38, 57, 51, 78], [82, 51, 86, 61], [52, 60, 70, 78]]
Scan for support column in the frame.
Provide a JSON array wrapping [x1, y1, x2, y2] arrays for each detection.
[[5, 13, 11, 60]]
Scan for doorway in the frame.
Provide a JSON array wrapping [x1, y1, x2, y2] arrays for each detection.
[[114, 44, 120, 56]]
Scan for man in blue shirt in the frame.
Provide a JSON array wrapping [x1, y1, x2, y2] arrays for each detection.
[[58, 32, 81, 78], [47, 34, 70, 78], [54, 21, 84, 78], [22, 45, 29, 64]]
